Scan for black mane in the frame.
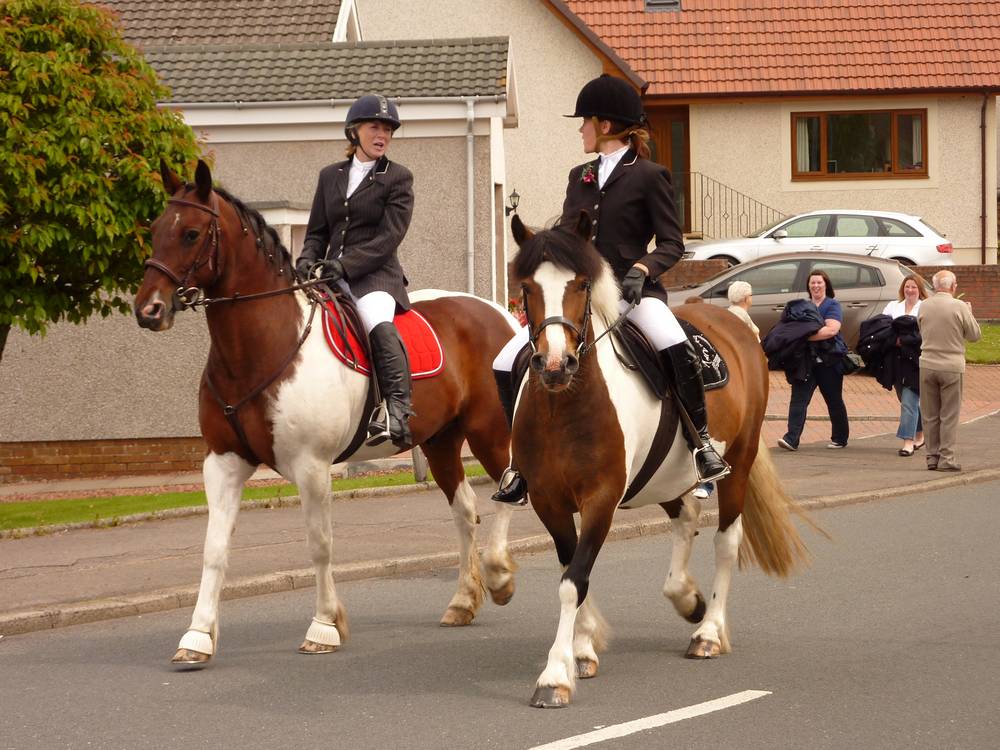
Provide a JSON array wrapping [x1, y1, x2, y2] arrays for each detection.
[[182, 183, 294, 275], [512, 222, 604, 283]]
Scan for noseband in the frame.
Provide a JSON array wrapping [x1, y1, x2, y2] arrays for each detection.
[[143, 195, 222, 308], [526, 282, 593, 358]]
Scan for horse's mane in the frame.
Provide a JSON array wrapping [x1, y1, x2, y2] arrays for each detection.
[[181, 183, 294, 276], [512, 222, 621, 323]]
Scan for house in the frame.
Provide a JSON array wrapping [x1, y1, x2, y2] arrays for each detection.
[[553, 0, 1000, 264], [0, 0, 518, 479]]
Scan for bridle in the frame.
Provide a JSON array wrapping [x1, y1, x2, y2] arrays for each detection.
[[144, 196, 223, 308], [525, 280, 634, 359]]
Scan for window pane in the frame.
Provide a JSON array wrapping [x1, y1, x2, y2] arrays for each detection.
[[896, 113, 924, 170], [716, 261, 800, 296], [808, 261, 879, 291], [827, 112, 892, 173], [795, 116, 821, 172], [781, 216, 825, 237], [833, 215, 879, 237], [878, 217, 921, 237]]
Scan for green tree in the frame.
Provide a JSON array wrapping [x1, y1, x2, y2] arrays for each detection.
[[0, 0, 199, 364]]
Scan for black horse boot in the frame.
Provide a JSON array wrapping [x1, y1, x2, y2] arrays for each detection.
[[490, 369, 528, 506], [663, 340, 731, 483], [366, 322, 414, 449]]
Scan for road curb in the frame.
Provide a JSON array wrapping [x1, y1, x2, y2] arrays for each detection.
[[3, 468, 998, 637]]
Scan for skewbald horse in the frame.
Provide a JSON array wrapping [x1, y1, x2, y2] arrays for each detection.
[[510, 213, 811, 708], [134, 160, 520, 666]]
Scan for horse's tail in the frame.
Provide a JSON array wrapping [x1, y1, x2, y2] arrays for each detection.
[[739, 437, 822, 577]]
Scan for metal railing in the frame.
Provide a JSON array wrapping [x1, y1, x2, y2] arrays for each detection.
[[673, 172, 786, 240]]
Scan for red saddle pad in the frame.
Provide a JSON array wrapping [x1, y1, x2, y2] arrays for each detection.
[[321, 298, 444, 379]]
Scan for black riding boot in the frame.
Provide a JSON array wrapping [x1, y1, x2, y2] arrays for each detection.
[[490, 369, 528, 506], [366, 322, 414, 449], [664, 340, 731, 483]]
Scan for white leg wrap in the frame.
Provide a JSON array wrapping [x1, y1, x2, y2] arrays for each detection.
[[305, 617, 342, 647], [178, 629, 214, 656]]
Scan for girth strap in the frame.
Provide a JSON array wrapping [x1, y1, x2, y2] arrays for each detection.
[[204, 300, 319, 465], [620, 397, 679, 505]]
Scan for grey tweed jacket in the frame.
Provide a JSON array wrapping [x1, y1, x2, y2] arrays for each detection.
[[300, 155, 414, 311]]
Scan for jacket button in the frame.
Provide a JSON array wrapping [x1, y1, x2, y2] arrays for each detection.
[[591, 235, 597, 241], [593, 204, 599, 210], [343, 201, 349, 207]]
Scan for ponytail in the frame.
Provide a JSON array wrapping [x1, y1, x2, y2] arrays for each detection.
[[595, 117, 651, 159]]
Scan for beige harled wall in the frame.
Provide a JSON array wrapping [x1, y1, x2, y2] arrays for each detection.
[[358, 0, 604, 228], [690, 94, 997, 264], [0, 135, 494, 442]]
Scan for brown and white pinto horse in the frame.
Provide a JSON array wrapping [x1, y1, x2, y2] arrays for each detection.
[[509, 214, 810, 708], [135, 160, 520, 666]]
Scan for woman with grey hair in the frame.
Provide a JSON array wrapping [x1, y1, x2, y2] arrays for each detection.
[[726, 280, 760, 341]]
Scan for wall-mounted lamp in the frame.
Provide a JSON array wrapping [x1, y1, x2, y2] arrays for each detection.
[[504, 189, 520, 216]]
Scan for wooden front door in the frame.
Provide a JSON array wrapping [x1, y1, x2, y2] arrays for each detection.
[[647, 106, 691, 233]]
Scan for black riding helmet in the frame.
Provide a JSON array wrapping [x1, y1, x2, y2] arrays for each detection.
[[566, 74, 645, 126], [344, 94, 401, 144]]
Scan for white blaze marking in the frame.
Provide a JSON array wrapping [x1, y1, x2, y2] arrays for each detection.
[[172, 212, 181, 228], [527, 690, 771, 750], [533, 263, 576, 364]]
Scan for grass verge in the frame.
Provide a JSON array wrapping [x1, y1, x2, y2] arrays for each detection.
[[0, 464, 488, 532], [965, 322, 1000, 365]]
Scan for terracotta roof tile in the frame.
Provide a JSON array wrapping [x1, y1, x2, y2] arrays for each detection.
[[561, 0, 1000, 97]]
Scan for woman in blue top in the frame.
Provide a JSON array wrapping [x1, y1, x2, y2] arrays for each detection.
[[778, 269, 850, 451]]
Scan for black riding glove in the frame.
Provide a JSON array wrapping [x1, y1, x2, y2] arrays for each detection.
[[296, 257, 345, 283], [622, 266, 647, 305]]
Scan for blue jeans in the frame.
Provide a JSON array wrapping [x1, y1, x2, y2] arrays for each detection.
[[783, 363, 849, 449], [895, 385, 923, 440]]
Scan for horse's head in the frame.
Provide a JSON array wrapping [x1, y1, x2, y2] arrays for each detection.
[[135, 160, 223, 331], [511, 212, 618, 392]]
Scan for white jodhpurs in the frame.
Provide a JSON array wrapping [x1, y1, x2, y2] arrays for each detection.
[[493, 325, 530, 372], [339, 283, 396, 334], [622, 297, 686, 350]]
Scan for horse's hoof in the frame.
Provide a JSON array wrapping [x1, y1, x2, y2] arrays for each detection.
[[685, 637, 721, 659], [489, 579, 515, 606], [171, 648, 211, 668], [530, 685, 571, 708], [685, 594, 707, 624], [576, 658, 599, 679], [298, 639, 339, 654], [439, 606, 475, 627]]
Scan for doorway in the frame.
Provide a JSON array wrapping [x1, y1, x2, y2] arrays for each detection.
[[647, 106, 691, 233]]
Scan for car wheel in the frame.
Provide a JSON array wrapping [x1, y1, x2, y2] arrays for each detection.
[[711, 255, 740, 267], [890, 256, 916, 266]]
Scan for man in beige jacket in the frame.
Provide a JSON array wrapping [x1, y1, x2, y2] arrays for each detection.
[[918, 270, 982, 471]]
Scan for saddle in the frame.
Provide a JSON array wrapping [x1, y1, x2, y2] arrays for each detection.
[[319, 291, 444, 379], [612, 318, 729, 399]]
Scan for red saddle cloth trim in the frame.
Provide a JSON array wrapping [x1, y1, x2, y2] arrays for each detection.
[[321, 297, 444, 379]]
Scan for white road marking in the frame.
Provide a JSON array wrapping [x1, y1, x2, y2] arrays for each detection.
[[527, 690, 771, 750]]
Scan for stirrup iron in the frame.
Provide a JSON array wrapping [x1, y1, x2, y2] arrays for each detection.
[[366, 400, 392, 446], [693, 444, 730, 483]]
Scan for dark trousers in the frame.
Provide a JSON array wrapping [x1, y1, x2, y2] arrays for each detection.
[[783, 363, 849, 448]]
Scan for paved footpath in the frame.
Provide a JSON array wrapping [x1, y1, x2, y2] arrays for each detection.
[[2, 366, 998, 636]]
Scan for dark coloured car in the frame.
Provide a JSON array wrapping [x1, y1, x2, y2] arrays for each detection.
[[668, 252, 929, 348]]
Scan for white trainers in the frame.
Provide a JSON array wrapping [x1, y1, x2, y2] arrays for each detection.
[[692, 487, 711, 499], [777, 438, 797, 452], [826, 441, 847, 449]]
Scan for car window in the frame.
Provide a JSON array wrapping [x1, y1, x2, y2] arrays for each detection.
[[832, 215, 879, 237], [877, 217, 921, 237], [807, 260, 882, 291], [706, 261, 801, 297], [779, 216, 826, 238]]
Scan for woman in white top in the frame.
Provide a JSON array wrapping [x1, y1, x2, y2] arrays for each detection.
[[726, 280, 760, 341], [881, 274, 927, 455]]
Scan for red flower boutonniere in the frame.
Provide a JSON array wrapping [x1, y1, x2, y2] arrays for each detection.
[[582, 165, 596, 184]]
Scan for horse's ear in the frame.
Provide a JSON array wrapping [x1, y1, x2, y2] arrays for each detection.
[[194, 159, 212, 202], [575, 210, 592, 240], [160, 160, 183, 195], [511, 214, 534, 246]]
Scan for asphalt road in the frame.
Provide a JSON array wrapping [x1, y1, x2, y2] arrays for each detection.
[[3, 481, 999, 750]]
